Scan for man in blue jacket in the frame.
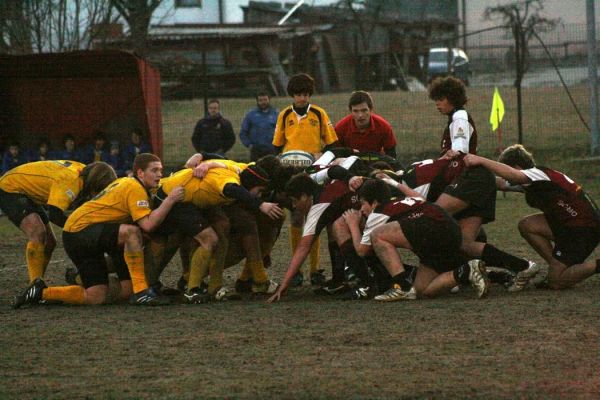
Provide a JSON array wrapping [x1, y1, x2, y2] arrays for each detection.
[[239, 93, 278, 161]]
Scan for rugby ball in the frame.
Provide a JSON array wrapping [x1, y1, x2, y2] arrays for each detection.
[[278, 150, 315, 168]]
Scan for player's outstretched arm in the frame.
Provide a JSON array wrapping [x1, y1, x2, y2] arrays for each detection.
[[463, 154, 530, 185], [267, 234, 315, 303], [137, 186, 184, 233]]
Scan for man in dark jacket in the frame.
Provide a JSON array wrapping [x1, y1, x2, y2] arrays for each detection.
[[191, 99, 236, 156]]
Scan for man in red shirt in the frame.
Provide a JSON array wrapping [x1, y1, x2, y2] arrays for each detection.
[[334, 91, 397, 158]]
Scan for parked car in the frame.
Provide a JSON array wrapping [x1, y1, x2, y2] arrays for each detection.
[[427, 47, 472, 86]]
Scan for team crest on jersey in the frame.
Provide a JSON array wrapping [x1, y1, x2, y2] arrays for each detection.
[[309, 119, 318, 127], [456, 127, 466, 138], [65, 189, 76, 200], [137, 200, 150, 208]]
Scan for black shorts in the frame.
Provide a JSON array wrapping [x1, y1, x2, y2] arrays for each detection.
[[399, 207, 464, 273], [0, 189, 49, 226], [63, 224, 130, 288], [549, 221, 600, 266], [223, 203, 258, 236], [444, 166, 496, 224], [154, 189, 209, 238]]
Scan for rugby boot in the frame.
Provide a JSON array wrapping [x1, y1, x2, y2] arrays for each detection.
[[13, 278, 47, 309], [129, 287, 170, 306], [508, 261, 541, 292], [183, 287, 211, 304], [310, 269, 327, 286], [374, 284, 417, 301], [339, 285, 373, 301], [251, 279, 279, 294], [468, 259, 490, 298]]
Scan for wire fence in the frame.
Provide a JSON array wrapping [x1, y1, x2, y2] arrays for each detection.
[[159, 23, 598, 166]]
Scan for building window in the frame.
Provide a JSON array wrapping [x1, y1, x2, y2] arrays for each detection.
[[175, 0, 202, 8]]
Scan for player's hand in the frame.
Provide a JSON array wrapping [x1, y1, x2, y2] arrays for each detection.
[[267, 290, 282, 303], [259, 202, 284, 219], [463, 154, 480, 167], [167, 186, 185, 203], [440, 149, 460, 160], [185, 153, 204, 168], [343, 209, 361, 226], [193, 163, 211, 178], [349, 176, 364, 191]]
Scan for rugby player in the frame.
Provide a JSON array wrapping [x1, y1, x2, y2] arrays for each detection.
[[0, 160, 116, 282], [464, 145, 600, 289], [13, 154, 183, 308]]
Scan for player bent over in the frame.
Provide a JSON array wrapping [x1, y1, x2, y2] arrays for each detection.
[[0, 160, 116, 283], [13, 154, 183, 308], [358, 179, 489, 300], [464, 145, 600, 289]]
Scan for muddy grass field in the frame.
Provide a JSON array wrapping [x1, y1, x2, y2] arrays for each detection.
[[1, 158, 599, 399]]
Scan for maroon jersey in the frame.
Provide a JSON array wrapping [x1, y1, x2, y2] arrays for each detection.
[[521, 167, 600, 229], [361, 197, 447, 245], [402, 156, 466, 201], [303, 180, 361, 236], [440, 109, 478, 155]]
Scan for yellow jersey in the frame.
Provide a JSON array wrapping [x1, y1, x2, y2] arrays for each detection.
[[64, 177, 152, 232], [159, 166, 242, 209], [0, 160, 85, 211], [272, 104, 338, 154]]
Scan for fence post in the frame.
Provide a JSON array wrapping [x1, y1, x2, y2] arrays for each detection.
[[587, 0, 599, 155]]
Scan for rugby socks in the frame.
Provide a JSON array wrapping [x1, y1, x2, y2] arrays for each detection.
[[453, 264, 471, 285], [365, 256, 393, 293], [289, 225, 304, 275], [207, 257, 224, 295], [309, 236, 320, 274], [43, 285, 85, 305], [328, 241, 345, 282], [481, 244, 529, 272], [187, 247, 211, 290], [246, 259, 269, 284], [124, 251, 148, 293], [391, 270, 413, 292], [26, 241, 46, 282]]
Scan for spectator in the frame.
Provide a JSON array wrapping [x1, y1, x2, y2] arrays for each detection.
[[123, 128, 152, 173], [82, 131, 109, 164], [51, 134, 82, 162], [28, 137, 52, 162], [335, 90, 397, 157], [191, 99, 236, 156], [102, 141, 126, 177], [2, 141, 27, 174], [239, 93, 278, 161]]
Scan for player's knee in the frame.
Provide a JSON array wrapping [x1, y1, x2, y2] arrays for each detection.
[[197, 227, 218, 250], [22, 215, 47, 242], [84, 285, 108, 305]]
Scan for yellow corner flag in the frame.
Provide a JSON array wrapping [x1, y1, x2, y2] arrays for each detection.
[[489, 86, 505, 131]]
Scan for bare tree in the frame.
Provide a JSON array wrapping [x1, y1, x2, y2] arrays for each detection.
[[485, 0, 558, 143], [0, 0, 118, 55], [110, 0, 163, 56]]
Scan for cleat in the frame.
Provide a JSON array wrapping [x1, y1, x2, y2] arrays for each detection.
[[486, 267, 516, 289], [290, 272, 303, 287], [234, 279, 253, 293], [13, 278, 47, 309], [251, 279, 279, 294], [129, 287, 170, 306], [213, 287, 241, 301], [374, 284, 417, 301], [468, 259, 490, 298], [65, 267, 81, 286], [529, 264, 549, 288], [314, 279, 348, 295], [343, 265, 358, 286], [339, 285, 373, 301], [508, 261, 541, 292], [183, 287, 211, 304], [310, 269, 327, 286], [450, 285, 460, 294], [176, 276, 188, 292]]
